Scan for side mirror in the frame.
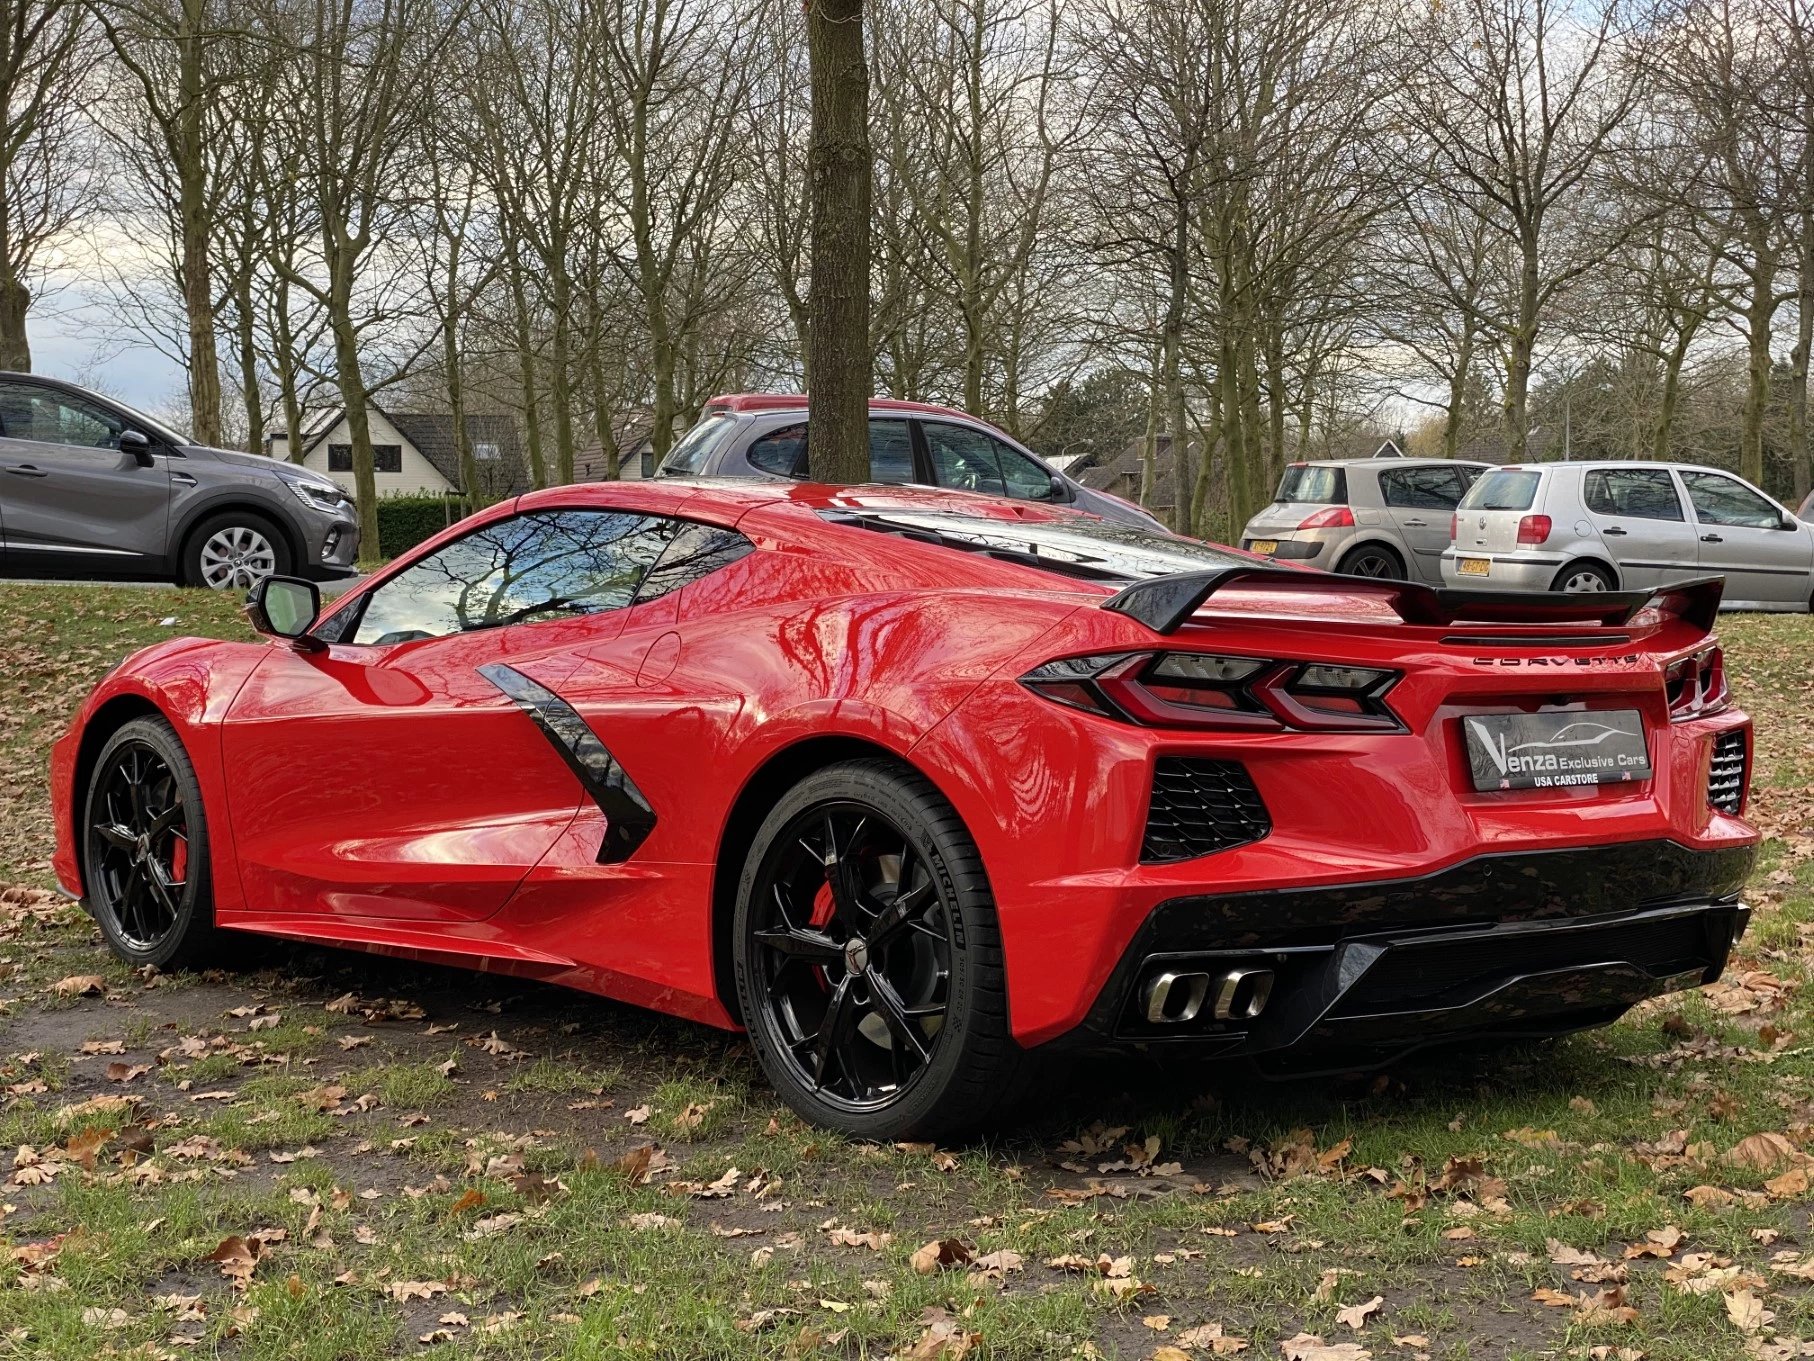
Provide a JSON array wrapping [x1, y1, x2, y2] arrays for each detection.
[[119, 429, 154, 467], [246, 575, 324, 650], [1048, 473, 1069, 501], [1781, 512, 1799, 531]]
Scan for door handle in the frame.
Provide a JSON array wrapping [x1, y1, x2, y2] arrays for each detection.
[[4, 463, 47, 477], [1402, 519, 1427, 527], [1701, 533, 1723, 543], [1602, 526, 1628, 536], [172, 471, 198, 487]]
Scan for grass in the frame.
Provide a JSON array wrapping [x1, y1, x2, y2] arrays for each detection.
[[0, 582, 1812, 1358]]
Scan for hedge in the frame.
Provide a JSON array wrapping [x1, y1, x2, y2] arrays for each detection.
[[375, 493, 473, 559]]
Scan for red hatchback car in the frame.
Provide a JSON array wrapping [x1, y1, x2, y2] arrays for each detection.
[[50, 480, 1757, 1137]]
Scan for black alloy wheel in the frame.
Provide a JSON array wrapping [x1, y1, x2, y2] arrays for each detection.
[[1337, 544, 1405, 579], [83, 717, 217, 969], [734, 760, 1027, 1138]]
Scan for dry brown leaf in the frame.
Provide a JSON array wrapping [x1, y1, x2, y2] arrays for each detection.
[[910, 1237, 972, 1274], [51, 975, 105, 997], [1278, 1333, 1371, 1361], [1335, 1296, 1383, 1331]]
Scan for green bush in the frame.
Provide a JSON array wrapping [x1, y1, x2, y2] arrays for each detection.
[[375, 493, 470, 559]]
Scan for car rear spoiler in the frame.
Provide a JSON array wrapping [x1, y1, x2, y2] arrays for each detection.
[[1101, 568, 1726, 636]]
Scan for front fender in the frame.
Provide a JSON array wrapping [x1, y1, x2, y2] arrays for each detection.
[[52, 637, 273, 907]]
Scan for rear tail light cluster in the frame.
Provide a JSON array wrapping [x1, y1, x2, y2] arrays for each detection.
[[1021, 651, 1403, 733], [1297, 505, 1355, 530], [1666, 645, 1729, 720], [1516, 514, 1552, 545]]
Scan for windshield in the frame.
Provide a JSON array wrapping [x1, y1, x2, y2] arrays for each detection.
[[658, 413, 733, 476], [819, 509, 1247, 583], [1459, 469, 1541, 512], [1275, 465, 1347, 504]]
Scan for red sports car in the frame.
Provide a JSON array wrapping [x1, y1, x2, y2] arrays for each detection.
[[50, 479, 1758, 1137]]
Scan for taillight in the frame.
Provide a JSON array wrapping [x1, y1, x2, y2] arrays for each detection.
[[1516, 514, 1552, 545], [1666, 645, 1729, 720], [1020, 652, 1402, 733], [1448, 512, 1458, 540], [1298, 506, 1355, 530]]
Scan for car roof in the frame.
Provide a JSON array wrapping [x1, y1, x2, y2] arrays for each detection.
[[1288, 457, 1492, 471], [1483, 461, 1743, 475], [702, 392, 1004, 431]]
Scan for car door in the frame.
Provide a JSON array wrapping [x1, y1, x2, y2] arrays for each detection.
[[0, 379, 170, 570], [1579, 466, 1701, 589], [1679, 469, 1813, 606], [1378, 465, 1470, 583], [219, 508, 675, 924], [920, 421, 1063, 504]]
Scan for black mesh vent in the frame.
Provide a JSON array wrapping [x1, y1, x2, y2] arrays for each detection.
[[1141, 759, 1271, 863], [1709, 730, 1748, 815]]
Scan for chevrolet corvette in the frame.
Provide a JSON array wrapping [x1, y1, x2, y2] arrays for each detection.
[[50, 479, 1758, 1137]]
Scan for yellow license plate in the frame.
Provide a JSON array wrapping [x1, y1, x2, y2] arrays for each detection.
[[1458, 557, 1491, 577], [1249, 540, 1278, 555]]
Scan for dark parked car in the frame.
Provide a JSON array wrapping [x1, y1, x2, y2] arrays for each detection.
[[656, 393, 1167, 531], [0, 372, 358, 589]]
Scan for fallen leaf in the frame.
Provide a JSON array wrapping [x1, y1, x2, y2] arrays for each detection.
[[911, 1237, 972, 1274], [52, 975, 105, 997], [1335, 1296, 1383, 1331], [1278, 1333, 1371, 1361]]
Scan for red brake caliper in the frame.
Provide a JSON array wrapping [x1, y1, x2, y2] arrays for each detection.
[[809, 879, 836, 991], [169, 834, 188, 884]]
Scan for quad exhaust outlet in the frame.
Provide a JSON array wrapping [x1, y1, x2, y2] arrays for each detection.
[[1143, 966, 1275, 1025]]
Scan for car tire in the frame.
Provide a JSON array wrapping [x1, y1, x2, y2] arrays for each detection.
[[82, 716, 219, 971], [734, 758, 1030, 1139], [182, 510, 292, 591], [1551, 562, 1616, 593], [1336, 543, 1406, 580]]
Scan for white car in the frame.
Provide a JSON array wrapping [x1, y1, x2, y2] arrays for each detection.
[[1441, 461, 1814, 610]]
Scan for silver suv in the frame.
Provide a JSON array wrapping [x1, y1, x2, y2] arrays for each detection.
[[0, 373, 358, 589], [657, 394, 1167, 531], [1441, 461, 1814, 610], [1240, 457, 1490, 582]]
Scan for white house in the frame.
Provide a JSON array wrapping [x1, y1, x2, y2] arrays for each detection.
[[269, 405, 527, 499]]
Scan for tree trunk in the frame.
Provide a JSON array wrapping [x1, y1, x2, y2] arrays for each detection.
[[1741, 280, 1774, 487], [272, 275, 306, 465], [234, 276, 262, 455], [329, 293, 379, 562], [1653, 332, 1691, 462], [1163, 219, 1190, 532], [444, 310, 477, 510], [505, 239, 547, 489], [805, 0, 872, 484], [176, 0, 222, 446], [1790, 227, 1813, 502], [1443, 329, 1475, 461], [548, 265, 576, 485], [0, 275, 30, 370]]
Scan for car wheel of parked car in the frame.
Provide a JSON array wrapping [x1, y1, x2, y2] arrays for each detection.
[[82, 717, 218, 970], [1552, 562, 1616, 593], [183, 511, 292, 590], [734, 759, 1027, 1139], [1336, 543, 1406, 579]]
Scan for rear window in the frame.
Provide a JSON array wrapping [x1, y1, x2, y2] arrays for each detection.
[[818, 508, 1246, 583], [657, 413, 734, 476], [1459, 469, 1541, 512], [1275, 465, 1347, 505]]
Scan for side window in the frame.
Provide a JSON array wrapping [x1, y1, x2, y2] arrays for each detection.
[[634, 521, 753, 600], [1584, 468, 1684, 521], [992, 438, 1058, 501], [1681, 471, 1782, 529], [1382, 467, 1465, 509], [0, 382, 125, 449], [348, 510, 670, 645], [868, 420, 914, 483], [329, 443, 402, 473], [923, 423, 1007, 496], [328, 445, 352, 472], [747, 423, 807, 477]]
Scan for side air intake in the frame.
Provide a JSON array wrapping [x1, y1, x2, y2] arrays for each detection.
[[1141, 758, 1270, 863]]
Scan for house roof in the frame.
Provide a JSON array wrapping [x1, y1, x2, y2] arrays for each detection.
[[300, 404, 528, 494], [1073, 434, 1187, 513]]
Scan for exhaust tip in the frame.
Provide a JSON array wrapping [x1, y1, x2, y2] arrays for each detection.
[[1143, 971, 1212, 1024], [1212, 968, 1274, 1021]]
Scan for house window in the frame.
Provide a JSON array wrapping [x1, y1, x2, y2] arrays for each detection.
[[640, 449, 655, 478], [475, 441, 500, 462], [328, 443, 402, 473]]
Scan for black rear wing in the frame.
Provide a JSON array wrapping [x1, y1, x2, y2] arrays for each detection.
[[1101, 567, 1725, 637]]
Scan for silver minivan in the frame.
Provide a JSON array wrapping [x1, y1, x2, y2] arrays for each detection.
[[1441, 461, 1814, 610]]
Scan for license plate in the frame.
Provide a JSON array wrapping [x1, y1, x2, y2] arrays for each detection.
[[1457, 557, 1491, 577], [1249, 539, 1278, 555], [1463, 710, 1651, 791]]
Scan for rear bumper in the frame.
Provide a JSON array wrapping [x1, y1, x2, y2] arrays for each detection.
[[1440, 551, 1565, 590], [1041, 840, 1753, 1063]]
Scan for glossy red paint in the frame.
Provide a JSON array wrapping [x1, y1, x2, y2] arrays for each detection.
[[51, 479, 1759, 1051]]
